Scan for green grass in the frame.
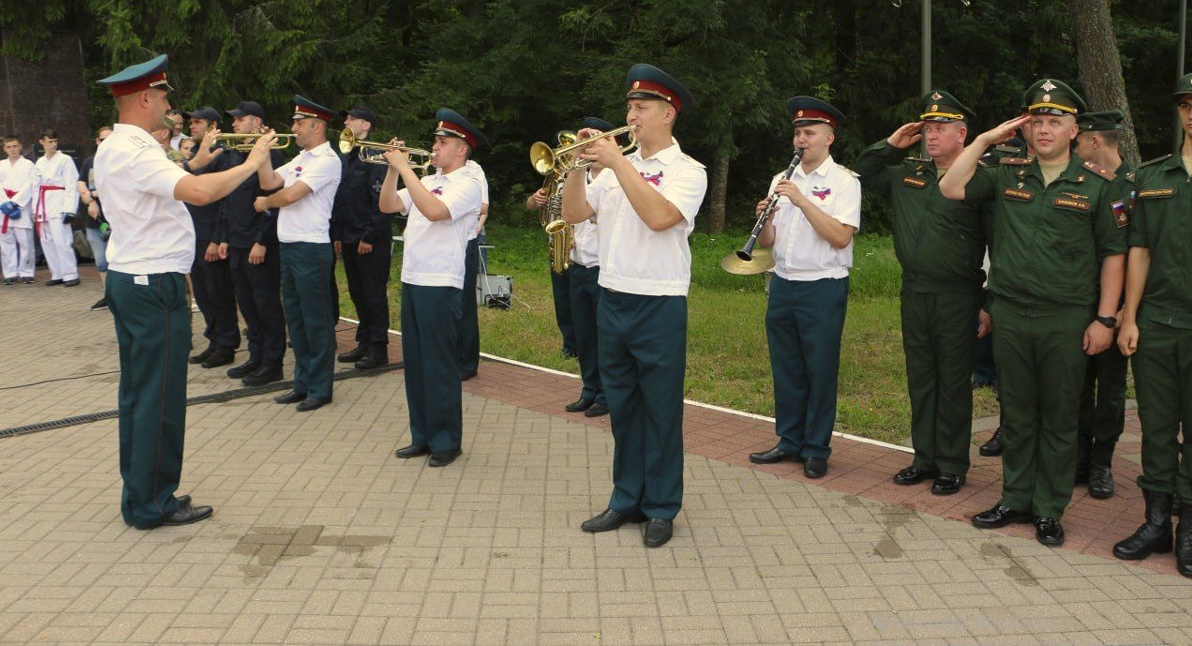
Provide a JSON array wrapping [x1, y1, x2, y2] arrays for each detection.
[[339, 224, 1001, 446]]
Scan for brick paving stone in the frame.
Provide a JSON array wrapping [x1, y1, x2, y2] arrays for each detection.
[[4, 267, 1192, 643]]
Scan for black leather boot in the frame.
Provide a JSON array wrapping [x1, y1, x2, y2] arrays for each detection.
[[1177, 506, 1192, 578], [1112, 489, 1173, 560], [1087, 441, 1116, 499]]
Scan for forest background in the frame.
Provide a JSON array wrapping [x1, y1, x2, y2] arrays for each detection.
[[2, 0, 1183, 440]]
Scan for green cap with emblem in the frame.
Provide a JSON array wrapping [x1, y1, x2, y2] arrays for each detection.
[[1172, 72, 1192, 98], [919, 89, 974, 123], [1024, 78, 1086, 116], [1076, 109, 1124, 133]]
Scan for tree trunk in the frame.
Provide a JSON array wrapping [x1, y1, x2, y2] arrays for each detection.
[[708, 148, 729, 233], [1070, 0, 1140, 164]]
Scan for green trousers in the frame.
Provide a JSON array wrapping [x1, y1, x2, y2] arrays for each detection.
[[280, 242, 336, 401], [902, 290, 980, 476], [990, 300, 1091, 519], [402, 283, 463, 453], [598, 291, 686, 520], [106, 271, 189, 529], [1134, 320, 1192, 501]]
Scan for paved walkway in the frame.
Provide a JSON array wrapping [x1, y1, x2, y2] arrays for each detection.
[[1, 265, 1190, 645]]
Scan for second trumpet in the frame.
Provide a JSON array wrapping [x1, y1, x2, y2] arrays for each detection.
[[529, 125, 637, 175], [215, 133, 295, 151], [339, 129, 433, 174]]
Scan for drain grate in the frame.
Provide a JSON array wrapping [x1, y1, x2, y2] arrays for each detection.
[[0, 362, 403, 439]]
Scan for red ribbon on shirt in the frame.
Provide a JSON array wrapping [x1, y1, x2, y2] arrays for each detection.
[[35, 185, 64, 239], [1, 188, 13, 234]]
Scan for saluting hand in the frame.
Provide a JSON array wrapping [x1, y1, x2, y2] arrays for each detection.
[[887, 122, 924, 150], [978, 115, 1031, 147]]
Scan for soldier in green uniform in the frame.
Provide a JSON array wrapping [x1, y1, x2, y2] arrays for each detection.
[[1073, 109, 1136, 500], [939, 79, 1127, 547], [1112, 74, 1192, 575], [853, 90, 989, 495]]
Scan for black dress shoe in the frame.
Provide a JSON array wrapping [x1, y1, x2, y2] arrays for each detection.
[[803, 457, 828, 479], [565, 397, 595, 413], [643, 518, 674, 547], [581, 508, 648, 533], [355, 352, 388, 370], [162, 500, 214, 526], [295, 397, 331, 412], [893, 465, 936, 485], [394, 444, 431, 459], [749, 446, 803, 464], [1088, 464, 1115, 499], [274, 390, 307, 404], [428, 448, 462, 467], [189, 347, 214, 365], [242, 366, 283, 387], [44, 279, 63, 286], [226, 359, 261, 379], [461, 370, 478, 381], [931, 473, 966, 495], [584, 402, 610, 417], [561, 347, 577, 358], [2, 278, 13, 285], [1035, 517, 1065, 546], [201, 350, 235, 369], [978, 428, 1004, 457], [176, 495, 191, 507], [63, 278, 80, 287], [971, 504, 1034, 529], [338, 344, 367, 363]]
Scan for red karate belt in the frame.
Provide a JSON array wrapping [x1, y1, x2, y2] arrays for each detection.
[[1, 188, 14, 234], [35, 185, 64, 239]]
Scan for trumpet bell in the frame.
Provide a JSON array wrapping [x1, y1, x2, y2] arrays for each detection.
[[720, 248, 775, 275], [529, 124, 637, 175], [338, 128, 358, 155]]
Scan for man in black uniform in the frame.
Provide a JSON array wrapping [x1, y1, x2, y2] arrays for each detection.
[[183, 106, 240, 368], [216, 100, 287, 386], [333, 106, 393, 369]]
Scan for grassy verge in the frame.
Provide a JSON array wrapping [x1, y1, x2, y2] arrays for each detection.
[[339, 223, 1000, 446]]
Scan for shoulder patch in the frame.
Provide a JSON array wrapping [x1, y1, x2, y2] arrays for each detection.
[[1082, 160, 1116, 181], [127, 134, 156, 149], [999, 157, 1032, 166], [1140, 154, 1173, 169], [681, 153, 706, 170]]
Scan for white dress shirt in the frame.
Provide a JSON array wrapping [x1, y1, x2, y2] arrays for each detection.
[[585, 141, 707, 296], [94, 123, 194, 274], [769, 155, 861, 281], [398, 167, 484, 289], [276, 141, 342, 244]]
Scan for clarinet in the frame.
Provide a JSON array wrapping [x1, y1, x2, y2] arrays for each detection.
[[736, 149, 804, 262]]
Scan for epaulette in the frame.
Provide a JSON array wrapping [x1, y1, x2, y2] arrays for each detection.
[[841, 166, 860, 178], [1139, 154, 1173, 169], [903, 156, 931, 164], [682, 153, 706, 170], [994, 144, 1022, 154], [999, 157, 1032, 166], [1082, 160, 1116, 181], [128, 134, 156, 149]]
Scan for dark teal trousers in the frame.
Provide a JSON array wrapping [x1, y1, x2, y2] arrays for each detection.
[[280, 242, 336, 401], [766, 276, 849, 460], [568, 264, 605, 405], [598, 290, 686, 520], [455, 237, 480, 374], [402, 283, 463, 452], [106, 271, 189, 529]]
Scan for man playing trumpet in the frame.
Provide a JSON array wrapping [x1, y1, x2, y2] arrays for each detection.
[[562, 64, 707, 548]]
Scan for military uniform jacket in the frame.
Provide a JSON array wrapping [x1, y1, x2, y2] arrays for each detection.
[[215, 149, 282, 250], [854, 140, 988, 293], [331, 154, 391, 245], [965, 155, 1127, 309], [1130, 154, 1192, 329]]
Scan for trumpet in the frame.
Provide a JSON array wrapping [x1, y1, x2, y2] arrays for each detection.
[[215, 133, 295, 151], [338, 129, 433, 174], [720, 149, 804, 275], [529, 124, 637, 175]]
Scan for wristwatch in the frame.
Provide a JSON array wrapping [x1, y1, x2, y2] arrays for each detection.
[[1094, 315, 1117, 328]]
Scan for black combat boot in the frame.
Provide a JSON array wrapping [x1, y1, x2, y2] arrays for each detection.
[[1087, 440, 1116, 499], [1112, 489, 1173, 561], [1176, 505, 1192, 578]]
